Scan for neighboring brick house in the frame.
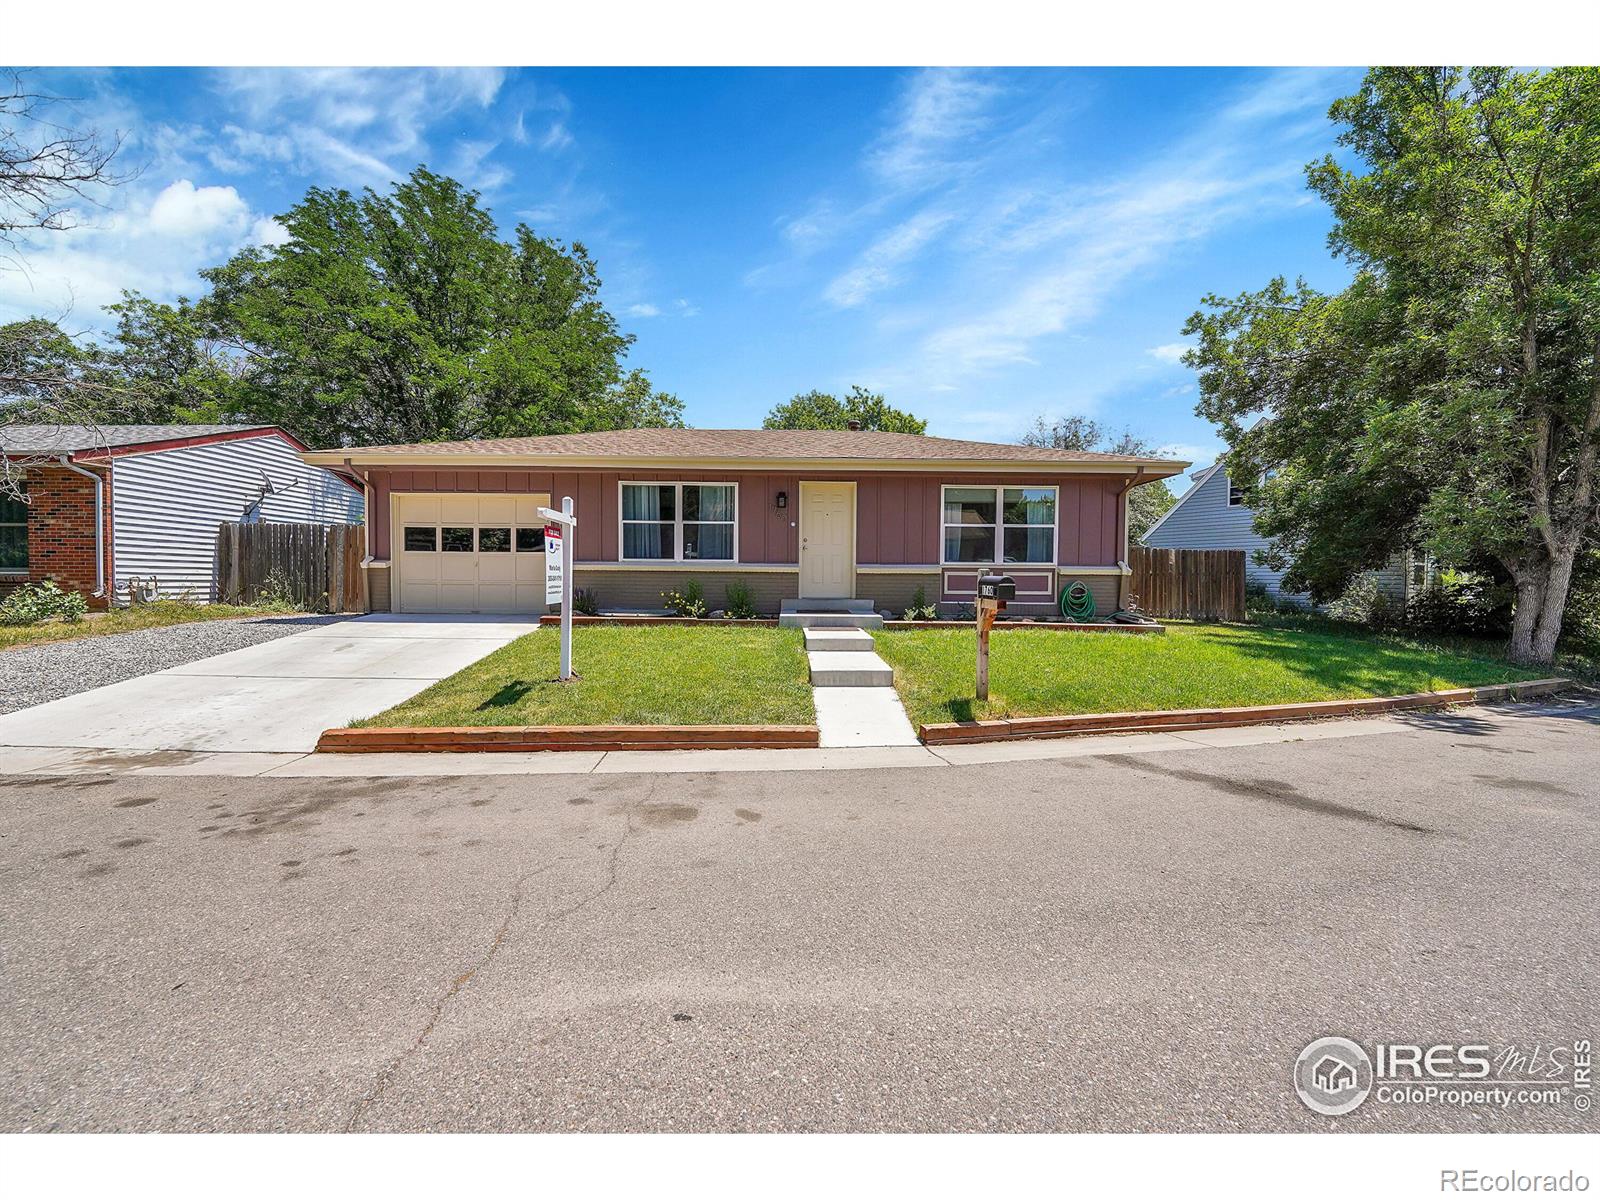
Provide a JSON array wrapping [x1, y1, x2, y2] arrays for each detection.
[[301, 428, 1186, 617], [0, 425, 363, 608]]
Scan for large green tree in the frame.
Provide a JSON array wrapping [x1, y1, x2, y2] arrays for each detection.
[[1020, 413, 1176, 541], [191, 167, 680, 446], [1185, 67, 1600, 664], [762, 385, 926, 434]]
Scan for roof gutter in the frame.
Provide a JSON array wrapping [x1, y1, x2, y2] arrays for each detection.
[[57, 456, 106, 599], [300, 451, 1192, 477]]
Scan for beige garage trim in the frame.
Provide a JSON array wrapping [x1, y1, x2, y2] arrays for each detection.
[[391, 491, 552, 614]]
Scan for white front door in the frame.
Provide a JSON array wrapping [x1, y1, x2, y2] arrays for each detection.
[[798, 481, 855, 599], [393, 493, 551, 613]]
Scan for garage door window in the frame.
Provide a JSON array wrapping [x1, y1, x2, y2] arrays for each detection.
[[442, 527, 474, 552], [403, 526, 437, 552], [478, 527, 511, 552], [515, 527, 545, 553]]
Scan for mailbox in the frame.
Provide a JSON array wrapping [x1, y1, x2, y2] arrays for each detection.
[[977, 574, 1016, 601]]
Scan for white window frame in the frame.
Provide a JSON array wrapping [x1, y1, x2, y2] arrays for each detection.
[[1226, 477, 1246, 507], [0, 483, 27, 575], [940, 484, 1058, 567], [618, 481, 739, 564]]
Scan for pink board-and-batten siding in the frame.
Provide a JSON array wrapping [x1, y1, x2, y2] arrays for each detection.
[[366, 467, 1127, 567]]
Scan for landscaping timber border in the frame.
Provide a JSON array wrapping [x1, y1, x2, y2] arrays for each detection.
[[918, 678, 1575, 745], [317, 724, 821, 753]]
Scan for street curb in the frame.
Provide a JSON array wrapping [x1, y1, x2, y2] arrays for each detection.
[[918, 678, 1575, 745], [316, 724, 821, 753]]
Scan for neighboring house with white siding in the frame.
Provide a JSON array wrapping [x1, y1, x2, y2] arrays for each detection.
[[0, 424, 362, 608], [1142, 461, 1430, 604]]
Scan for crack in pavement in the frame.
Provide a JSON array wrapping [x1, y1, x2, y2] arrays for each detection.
[[343, 786, 651, 1131], [344, 858, 557, 1132]]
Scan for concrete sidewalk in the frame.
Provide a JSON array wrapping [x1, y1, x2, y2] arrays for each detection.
[[0, 614, 535, 755], [6, 701, 1521, 777]]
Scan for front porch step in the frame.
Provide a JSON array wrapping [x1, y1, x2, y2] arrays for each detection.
[[807, 650, 894, 687], [803, 627, 876, 653], [780, 612, 884, 629], [781, 597, 877, 614]]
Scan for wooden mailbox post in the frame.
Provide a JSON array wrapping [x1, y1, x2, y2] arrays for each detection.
[[975, 574, 1015, 702]]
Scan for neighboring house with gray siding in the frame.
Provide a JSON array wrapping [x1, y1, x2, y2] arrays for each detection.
[[0, 424, 363, 607], [1142, 462, 1430, 604]]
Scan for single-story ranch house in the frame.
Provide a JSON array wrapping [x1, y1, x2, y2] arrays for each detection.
[[1, 424, 363, 608], [302, 429, 1186, 618]]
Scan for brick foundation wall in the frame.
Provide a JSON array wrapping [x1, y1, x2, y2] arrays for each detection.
[[574, 568, 798, 616], [856, 570, 942, 615], [2, 465, 112, 610]]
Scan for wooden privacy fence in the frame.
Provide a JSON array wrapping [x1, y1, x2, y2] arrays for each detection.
[[1128, 546, 1245, 622], [214, 521, 367, 613]]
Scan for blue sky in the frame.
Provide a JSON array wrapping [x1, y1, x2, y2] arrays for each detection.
[[1, 66, 1364, 464]]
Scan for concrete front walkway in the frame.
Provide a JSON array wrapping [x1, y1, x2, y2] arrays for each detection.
[[802, 625, 919, 748], [0, 614, 536, 754]]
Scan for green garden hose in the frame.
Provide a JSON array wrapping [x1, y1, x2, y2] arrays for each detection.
[[1059, 581, 1096, 622]]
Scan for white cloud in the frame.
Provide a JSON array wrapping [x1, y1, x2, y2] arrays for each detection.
[[250, 217, 291, 247], [823, 208, 954, 308], [862, 70, 1351, 393], [146, 179, 250, 238], [1148, 342, 1191, 364], [449, 140, 511, 194], [210, 67, 510, 188], [868, 69, 1002, 190], [1155, 442, 1221, 467], [540, 122, 573, 152], [628, 298, 698, 320]]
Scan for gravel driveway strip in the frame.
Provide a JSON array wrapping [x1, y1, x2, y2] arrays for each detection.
[[0, 614, 352, 714]]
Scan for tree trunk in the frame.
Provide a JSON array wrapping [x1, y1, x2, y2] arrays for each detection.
[[1530, 544, 1580, 666], [1506, 565, 1546, 664]]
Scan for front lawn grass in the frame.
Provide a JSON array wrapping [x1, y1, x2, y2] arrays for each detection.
[[876, 621, 1550, 726], [0, 599, 271, 653], [354, 625, 815, 728]]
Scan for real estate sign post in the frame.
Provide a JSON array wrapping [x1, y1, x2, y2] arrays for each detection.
[[539, 497, 578, 681]]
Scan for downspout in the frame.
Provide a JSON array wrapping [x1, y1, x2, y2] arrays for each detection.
[[58, 456, 107, 599], [346, 459, 376, 614], [345, 459, 373, 555], [1112, 467, 1147, 611]]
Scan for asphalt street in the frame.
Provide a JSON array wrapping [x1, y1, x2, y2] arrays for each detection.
[[1, 700, 1596, 1132]]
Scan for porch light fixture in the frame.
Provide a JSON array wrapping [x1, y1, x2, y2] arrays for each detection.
[[775, 490, 787, 509]]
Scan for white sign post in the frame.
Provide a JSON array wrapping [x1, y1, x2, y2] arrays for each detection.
[[538, 497, 578, 681]]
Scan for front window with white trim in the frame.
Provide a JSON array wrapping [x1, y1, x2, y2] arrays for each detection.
[[621, 482, 736, 561], [942, 485, 1056, 565]]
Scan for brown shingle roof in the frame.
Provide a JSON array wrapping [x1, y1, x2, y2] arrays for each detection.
[[315, 428, 1184, 468]]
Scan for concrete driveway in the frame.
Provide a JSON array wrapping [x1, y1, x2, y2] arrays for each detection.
[[0, 614, 535, 754], [0, 699, 1593, 1132]]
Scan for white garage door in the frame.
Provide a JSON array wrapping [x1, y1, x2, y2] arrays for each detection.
[[394, 493, 551, 613]]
